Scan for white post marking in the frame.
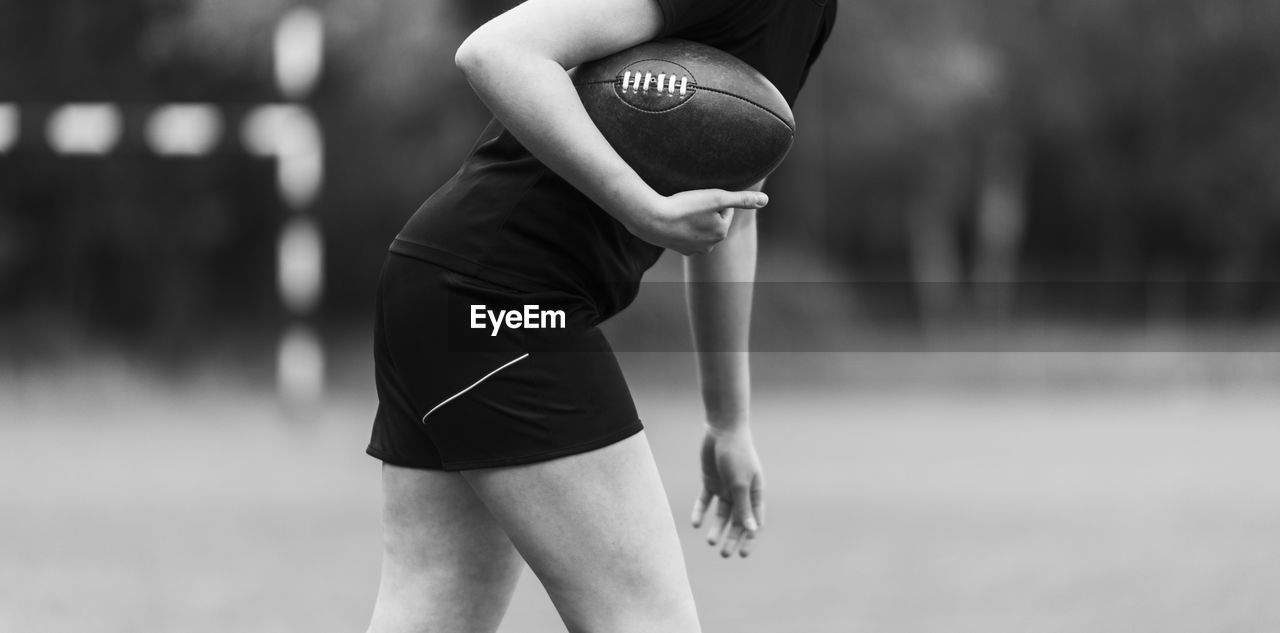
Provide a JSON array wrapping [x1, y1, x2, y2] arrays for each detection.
[[274, 6, 325, 100], [241, 104, 324, 212], [277, 324, 325, 405], [278, 216, 324, 314], [270, 6, 326, 411], [0, 104, 17, 153], [145, 104, 223, 156], [47, 103, 122, 155]]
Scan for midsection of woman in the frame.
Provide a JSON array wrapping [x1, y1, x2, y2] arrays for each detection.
[[388, 0, 837, 318], [364, 2, 837, 633]]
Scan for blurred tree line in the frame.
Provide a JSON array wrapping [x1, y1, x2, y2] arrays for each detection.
[[2, 0, 1279, 357]]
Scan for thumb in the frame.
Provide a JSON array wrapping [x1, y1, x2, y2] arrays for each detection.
[[731, 484, 759, 532], [732, 190, 768, 211], [711, 189, 768, 211]]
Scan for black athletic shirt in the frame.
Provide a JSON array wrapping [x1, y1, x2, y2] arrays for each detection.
[[390, 0, 837, 320]]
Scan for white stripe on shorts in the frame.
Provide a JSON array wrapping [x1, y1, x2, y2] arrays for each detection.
[[421, 353, 530, 422]]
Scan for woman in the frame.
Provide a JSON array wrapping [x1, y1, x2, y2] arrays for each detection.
[[365, 0, 836, 631]]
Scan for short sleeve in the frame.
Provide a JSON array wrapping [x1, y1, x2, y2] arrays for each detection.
[[651, 0, 741, 36], [806, 1, 837, 66], [794, 1, 838, 96]]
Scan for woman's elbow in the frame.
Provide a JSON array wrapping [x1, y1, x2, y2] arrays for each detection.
[[454, 35, 484, 74], [457, 28, 558, 77], [455, 29, 506, 76]]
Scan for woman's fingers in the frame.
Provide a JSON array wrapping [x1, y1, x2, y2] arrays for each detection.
[[691, 488, 714, 528], [675, 188, 767, 212], [709, 189, 768, 211], [720, 523, 746, 557], [716, 484, 758, 557], [750, 474, 765, 529], [739, 477, 764, 558], [731, 483, 759, 533], [737, 529, 758, 557], [704, 484, 762, 557], [705, 496, 732, 545]]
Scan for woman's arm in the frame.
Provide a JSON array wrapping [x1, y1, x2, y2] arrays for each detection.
[[685, 188, 765, 558], [455, 0, 768, 255], [686, 207, 756, 423]]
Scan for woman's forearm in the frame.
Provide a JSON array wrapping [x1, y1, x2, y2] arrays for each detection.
[[454, 3, 662, 230], [685, 208, 757, 430]]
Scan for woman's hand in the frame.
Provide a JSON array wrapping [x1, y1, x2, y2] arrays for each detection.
[[692, 425, 764, 558], [627, 189, 768, 256]]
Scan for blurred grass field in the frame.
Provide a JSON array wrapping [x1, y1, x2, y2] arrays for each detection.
[[3, 352, 1280, 633]]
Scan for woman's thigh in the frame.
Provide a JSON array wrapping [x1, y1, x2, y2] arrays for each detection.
[[461, 430, 701, 633], [368, 463, 524, 633]]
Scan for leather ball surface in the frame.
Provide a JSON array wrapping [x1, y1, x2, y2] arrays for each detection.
[[573, 39, 795, 195]]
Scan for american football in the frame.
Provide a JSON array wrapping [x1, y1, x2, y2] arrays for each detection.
[[573, 38, 796, 195]]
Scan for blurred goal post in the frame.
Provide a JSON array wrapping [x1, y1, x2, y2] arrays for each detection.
[[0, 6, 327, 413]]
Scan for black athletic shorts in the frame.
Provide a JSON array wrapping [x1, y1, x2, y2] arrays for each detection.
[[367, 252, 644, 471]]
